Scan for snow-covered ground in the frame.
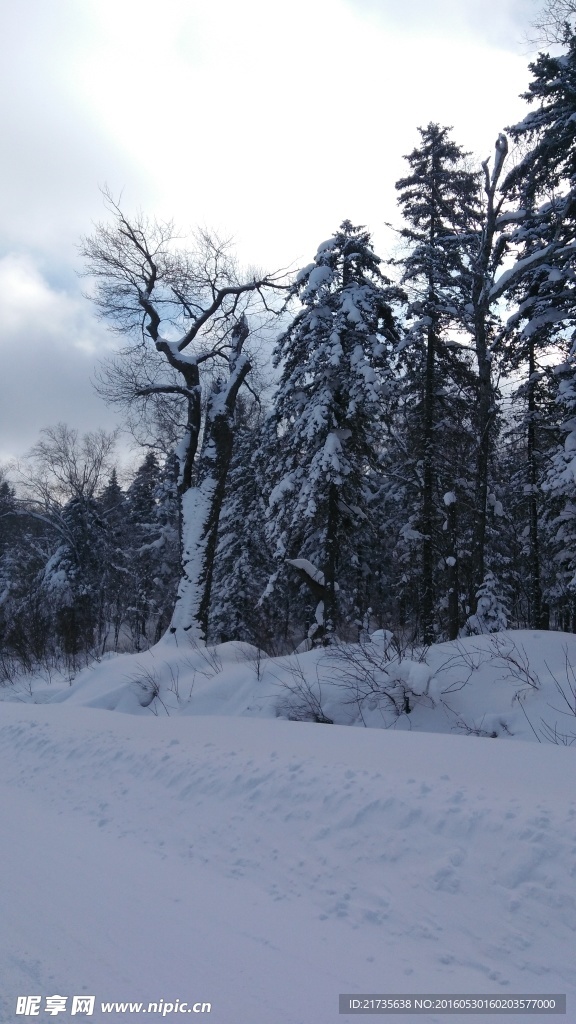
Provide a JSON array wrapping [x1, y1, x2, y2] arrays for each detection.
[[0, 631, 575, 1023]]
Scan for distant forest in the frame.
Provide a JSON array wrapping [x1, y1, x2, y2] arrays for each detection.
[[2, 15, 576, 671]]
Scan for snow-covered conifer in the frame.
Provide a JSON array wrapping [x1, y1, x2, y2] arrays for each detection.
[[501, 30, 576, 627], [41, 495, 108, 658], [210, 420, 278, 647], [395, 125, 480, 640], [123, 452, 179, 648], [462, 571, 509, 635], [264, 221, 402, 642]]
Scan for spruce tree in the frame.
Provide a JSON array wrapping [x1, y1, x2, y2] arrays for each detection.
[[501, 29, 576, 627], [40, 495, 108, 660], [263, 221, 402, 643], [540, 356, 576, 628], [98, 469, 129, 648], [124, 452, 179, 648], [395, 124, 480, 640], [462, 571, 509, 635], [210, 421, 277, 648]]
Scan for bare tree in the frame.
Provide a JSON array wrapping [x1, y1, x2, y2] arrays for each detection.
[[22, 423, 118, 508], [529, 0, 576, 44], [6, 423, 119, 551], [81, 193, 290, 643]]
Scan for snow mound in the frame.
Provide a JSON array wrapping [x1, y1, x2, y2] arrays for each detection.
[[4, 629, 576, 747]]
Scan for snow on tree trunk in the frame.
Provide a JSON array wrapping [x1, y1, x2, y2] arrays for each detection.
[[81, 204, 287, 648], [169, 319, 251, 642], [286, 558, 331, 646], [169, 482, 214, 642]]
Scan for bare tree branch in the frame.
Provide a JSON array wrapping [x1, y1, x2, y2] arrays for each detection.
[[528, 0, 576, 45]]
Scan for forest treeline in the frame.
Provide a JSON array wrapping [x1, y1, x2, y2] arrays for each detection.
[[2, 25, 576, 669]]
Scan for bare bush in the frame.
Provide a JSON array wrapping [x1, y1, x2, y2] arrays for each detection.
[[489, 635, 541, 694], [324, 638, 435, 726], [273, 659, 333, 724]]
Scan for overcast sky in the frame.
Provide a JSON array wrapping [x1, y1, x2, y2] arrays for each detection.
[[0, 0, 545, 464]]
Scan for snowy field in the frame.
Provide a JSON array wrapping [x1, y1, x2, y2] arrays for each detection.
[[0, 631, 575, 1023]]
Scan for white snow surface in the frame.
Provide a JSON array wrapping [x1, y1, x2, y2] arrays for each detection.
[[1, 631, 575, 1022]]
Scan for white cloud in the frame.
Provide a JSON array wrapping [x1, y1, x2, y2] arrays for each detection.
[[0, 254, 80, 337], [54, 0, 531, 271], [0, 254, 121, 462], [0, 0, 549, 458]]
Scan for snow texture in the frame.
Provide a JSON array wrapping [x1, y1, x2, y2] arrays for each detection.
[[1, 631, 575, 1023]]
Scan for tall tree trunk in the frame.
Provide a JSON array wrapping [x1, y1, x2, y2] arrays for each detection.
[[324, 483, 339, 636], [471, 315, 493, 600], [527, 337, 543, 627], [470, 136, 508, 606], [421, 317, 437, 644], [445, 492, 459, 640], [170, 319, 251, 642]]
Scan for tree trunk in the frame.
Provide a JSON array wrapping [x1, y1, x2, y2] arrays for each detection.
[[170, 319, 251, 642], [470, 137, 508, 606], [471, 320, 493, 600], [445, 493, 459, 640], [527, 338, 543, 627], [324, 483, 339, 636], [421, 317, 437, 644]]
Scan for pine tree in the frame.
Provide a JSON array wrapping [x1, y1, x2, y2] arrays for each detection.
[[539, 356, 576, 628], [0, 475, 19, 658], [124, 452, 179, 648], [151, 454, 180, 641], [0, 526, 54, 670], [263, 221, 402, 644], [499, 340, 565, 627], [395, 124, 481, 640], [505, 32, 576, 205], [41, 495, 108, 660], [210, 421, 277, 647], [466, 135, 511, 610], [98, 469, 129, 649], [501, 29, 576, 627], [0, 474, 18, 564], [462, 570, 509, 635]]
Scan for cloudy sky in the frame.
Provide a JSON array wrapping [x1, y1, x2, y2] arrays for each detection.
[[0, 0, 544, 464]]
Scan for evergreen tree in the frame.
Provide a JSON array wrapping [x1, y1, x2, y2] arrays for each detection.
[[151, 454, 180, 641], [462, 570, 509, 635], [540, 356, 576, 628], [0, 528, 54, 670], [124, 452, 179, 648], [0, 473, 18, 564], [498, 343, 564, 627], [263, 221, 402, 643], [0, 475, 20, 660], [466, 135, 511, 609], [501, 29, 576, 627], [40, 495, 108, 660], [505, 32, 576, 205], [210, 421, 278, 648], [98, 469, 129, 649], [395, 124, 481, 640]]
